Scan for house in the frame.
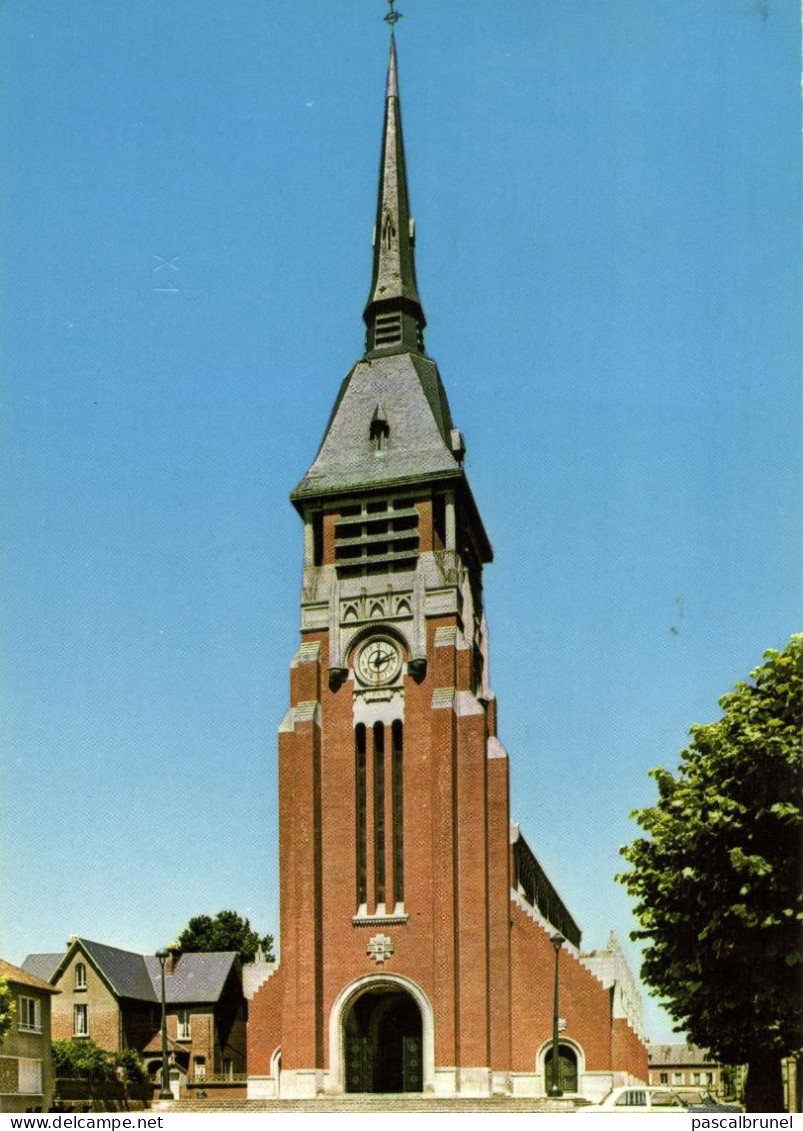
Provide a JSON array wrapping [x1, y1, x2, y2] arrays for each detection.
[[0, 958, 59, 1112], [647, 1043, 730, 1096], [23, 938, 246, 1097]]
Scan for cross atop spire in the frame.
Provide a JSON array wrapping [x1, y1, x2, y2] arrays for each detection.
[[363, 25, 426, 357], [384, 0, 402, 32]]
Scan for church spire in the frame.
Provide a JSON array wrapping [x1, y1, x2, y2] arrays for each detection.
[[363, 10, 426, 356]]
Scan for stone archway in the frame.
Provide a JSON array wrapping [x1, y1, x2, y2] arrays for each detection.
[[538, 1038, 584, 1095], [329, 974, 435, 1094]]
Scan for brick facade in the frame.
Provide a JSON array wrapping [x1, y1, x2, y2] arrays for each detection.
[[246, 29, 647, 1104]]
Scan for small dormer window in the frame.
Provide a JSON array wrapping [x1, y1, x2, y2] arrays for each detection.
[[75, 962, 87, 990], [381, 209, 396, 250], [370, 404, 390, 451]]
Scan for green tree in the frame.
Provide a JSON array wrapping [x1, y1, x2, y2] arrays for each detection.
[[175, 910, 274, 963], [0, 976, 15, 1042], [52, 1038, 115, 1080], [619, 637, 802, 1113], [114, 1048, 148, 1084]]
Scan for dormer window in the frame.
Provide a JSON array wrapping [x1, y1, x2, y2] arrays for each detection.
[[75, 962, 87, 990], [370, 405, 390, 451]]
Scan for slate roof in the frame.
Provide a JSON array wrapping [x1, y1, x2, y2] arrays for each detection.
[[144, 951, 238, 1004], [79, 939, 158, 1001], [292, 352, 461, 501], [364, 35, 423, 316], [21, 953, 64, 984], [23, 940, 239, 1006], [1, 958, 59, 993]]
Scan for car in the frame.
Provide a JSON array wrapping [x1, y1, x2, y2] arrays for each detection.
[[584, 1086, 692, 1112], [675, 1089, 743, 1112]]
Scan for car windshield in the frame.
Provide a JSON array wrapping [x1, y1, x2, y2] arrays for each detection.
[[651, 1091, 686, 1108]]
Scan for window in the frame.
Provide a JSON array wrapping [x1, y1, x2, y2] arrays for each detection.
[[355, 723, 367, 908], [659, 1073, 668, 1084], [222, 1057, 233, 1080], [373, 721, 386, 907], [18, 1059, 43, 1094], [74, 962, 87, 990], [615, 1091, 646, 1107], [176, 1011, 191, 1040], [692, 1071, 701, 1084], [391, 719, 404, 905], [74, 1004, 88, 1035], [652, 1091, 684, 1109], [19, 997, 42, 1033], [673, 1072, 683, 1085], [193, 1056, 206, 1081], [334, 498, 420, 578], [355, 719, 405, 914]]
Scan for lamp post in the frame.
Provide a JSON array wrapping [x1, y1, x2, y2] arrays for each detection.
[[549, 932, 565, 1097], [155, 949, 173, 1101]]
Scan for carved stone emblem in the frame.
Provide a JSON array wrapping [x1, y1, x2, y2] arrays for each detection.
[[366, 934, 395, 965]]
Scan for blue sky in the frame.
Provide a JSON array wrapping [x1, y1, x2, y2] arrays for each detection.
[[1, 0, 799, 1045]]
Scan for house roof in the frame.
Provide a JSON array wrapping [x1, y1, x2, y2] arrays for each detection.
[[1, 958, 60, 994], [24, 939, 239, 1006], [78, 939, 158, 1002], [648, 1043, 717, 1067], [144, 951, 239, 1004], [21, 953, 64, 984]]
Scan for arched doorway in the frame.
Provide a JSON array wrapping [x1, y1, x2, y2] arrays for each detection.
[[343, 987, 423, 1093], [544, 1044, 579, 1093]]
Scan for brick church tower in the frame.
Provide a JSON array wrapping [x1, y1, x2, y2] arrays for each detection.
[[247, 17, 648, 1102]]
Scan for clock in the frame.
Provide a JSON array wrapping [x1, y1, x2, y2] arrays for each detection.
[[355, 636, 403, 686]]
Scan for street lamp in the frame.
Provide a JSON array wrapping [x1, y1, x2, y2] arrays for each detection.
[[155, 949, 173, 1101], [549, 932, 565, 1097]]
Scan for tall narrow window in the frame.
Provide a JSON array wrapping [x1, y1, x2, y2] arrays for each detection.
[[74, 962, 86, 990], [355, 724, 367, 907], [74, 1004, 88, 1036], [392, 720, 404, 905], [177, 1011, 191, 1040], [19, 997, 42, 1033], [312, 511, 324, 566], [373, 722, 386, 907]]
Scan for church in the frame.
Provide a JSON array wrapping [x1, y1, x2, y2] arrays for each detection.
[[247, 15, 647, 1101]]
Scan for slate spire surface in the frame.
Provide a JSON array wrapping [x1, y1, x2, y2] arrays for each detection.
[[363, 31, 426, 356]]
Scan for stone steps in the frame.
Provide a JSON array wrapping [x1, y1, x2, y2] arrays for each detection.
[[168, 1096, 576, 1113]]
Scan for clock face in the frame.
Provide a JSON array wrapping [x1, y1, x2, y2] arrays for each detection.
[[355, 636, 403, 686]]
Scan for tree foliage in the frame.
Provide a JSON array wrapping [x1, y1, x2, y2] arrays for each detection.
[[0, 976, 14, 1043], [51, 1038, 146, 1082], [175, 909, 274, 963], [619, 637, 802, 1111]]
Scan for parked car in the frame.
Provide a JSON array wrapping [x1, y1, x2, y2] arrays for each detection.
[[584, 1086, 692, 1113], [676, 1089, 743, 1112], [585, 1086, 742, 1113]]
